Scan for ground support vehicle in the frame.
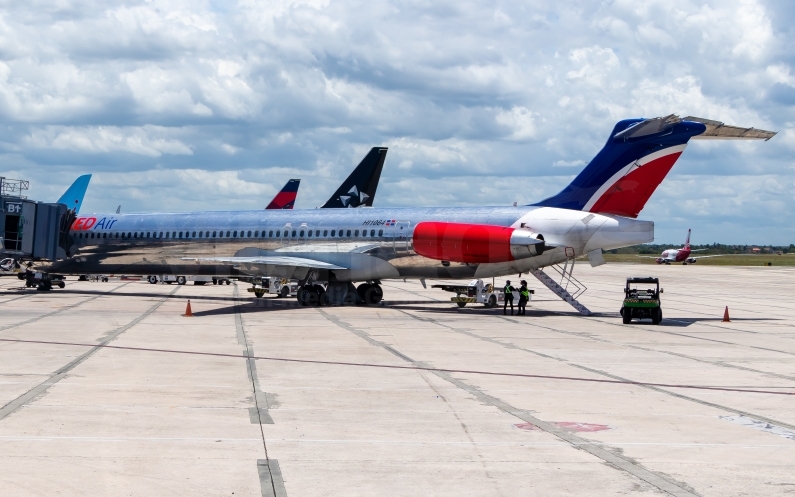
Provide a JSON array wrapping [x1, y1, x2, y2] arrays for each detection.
[[246, 277, 298, 298], [20, 270, 66, 291], [620, 277, 663, 325], [147, 275, 229, 285], [432, 279, 528, 308]]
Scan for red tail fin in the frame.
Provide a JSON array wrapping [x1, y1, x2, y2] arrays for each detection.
[[685, 228, 691, 249]]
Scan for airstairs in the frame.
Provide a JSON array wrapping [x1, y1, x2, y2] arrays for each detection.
[[529, 257, 592, 316]]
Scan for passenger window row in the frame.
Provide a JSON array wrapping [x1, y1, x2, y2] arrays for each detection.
[[72, 228, 388, 241]]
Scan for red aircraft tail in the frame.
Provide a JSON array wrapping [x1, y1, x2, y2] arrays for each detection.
[[684, 228, 691, 249]]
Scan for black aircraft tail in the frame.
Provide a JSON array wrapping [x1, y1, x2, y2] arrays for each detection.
[[321, 147, 387, 208]]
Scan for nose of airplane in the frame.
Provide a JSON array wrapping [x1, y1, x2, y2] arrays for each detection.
[[585, 216, 654, 252]]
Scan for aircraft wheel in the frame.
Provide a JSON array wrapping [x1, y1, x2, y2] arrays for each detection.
[[297, 286, 316, 306], [363, 285, 383, 306], [356, 283, 371, 302], [313, 285, 327, 306], [457, 301, 466, 308], [148, 275, 158, 284], [177, 276, 187, 285]]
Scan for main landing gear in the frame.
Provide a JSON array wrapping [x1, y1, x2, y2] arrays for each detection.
[[297, 284, 327, 306], [295, 282, 383, 307]]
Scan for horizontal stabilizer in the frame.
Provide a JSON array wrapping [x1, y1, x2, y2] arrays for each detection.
[[684, 116, 777, 141]]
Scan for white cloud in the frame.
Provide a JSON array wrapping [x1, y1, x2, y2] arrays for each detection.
[[23, 126, 193, 157], [495, 106, 536, 141]]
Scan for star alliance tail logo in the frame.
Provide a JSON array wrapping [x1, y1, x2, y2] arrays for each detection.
[[338, 185, 371, 208]]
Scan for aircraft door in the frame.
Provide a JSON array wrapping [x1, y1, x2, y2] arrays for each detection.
[[393, 221, 411, 253]]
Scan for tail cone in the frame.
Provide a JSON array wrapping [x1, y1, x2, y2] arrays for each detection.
[[184, 300, 193, 317], [722, 306, 730, 322]]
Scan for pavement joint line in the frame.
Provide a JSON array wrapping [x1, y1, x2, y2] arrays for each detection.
[[0, 284, 178, 422], [0, 337, 790, 396], [492, 312, 795, 383], [419, 308, 795, 433], [0, 282, 131, 334], [234, 284, 285, 497], [315, 308, 701, 497], [584, 311, 795, 356]]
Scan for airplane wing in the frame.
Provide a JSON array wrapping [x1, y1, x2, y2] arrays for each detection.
[[689, 248, 708, 252], [688, 254, 726, 260], [181, 255, 347, 270]]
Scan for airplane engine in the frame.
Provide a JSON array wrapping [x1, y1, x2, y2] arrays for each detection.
[[686, 258, 697, 264], [656, 258, 664, 264], [412, 222, 545, 264]]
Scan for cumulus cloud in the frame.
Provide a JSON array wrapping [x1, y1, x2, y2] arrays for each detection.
[[1, 0, 794, 243]]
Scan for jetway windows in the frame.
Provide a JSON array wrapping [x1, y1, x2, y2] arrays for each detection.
[[3, 215, 21, 251]]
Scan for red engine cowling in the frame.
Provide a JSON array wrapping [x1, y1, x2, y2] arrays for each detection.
[[412, 222, 545, 264]]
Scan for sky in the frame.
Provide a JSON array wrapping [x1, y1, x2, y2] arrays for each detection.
[[1, 0, 794, 244]]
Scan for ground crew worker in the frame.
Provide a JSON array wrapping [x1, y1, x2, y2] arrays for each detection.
[[518, 280, 530, 315], [503, 280, 514, 315]]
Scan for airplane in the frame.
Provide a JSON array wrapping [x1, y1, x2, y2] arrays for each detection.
[[641, 229, 722, 265], [266, 180, 300, 209], [57, 174, 92, 214], [264, 147, 387, 210], [35, 115, 774, 301]]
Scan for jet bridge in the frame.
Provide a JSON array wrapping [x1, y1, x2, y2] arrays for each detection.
[[0, 177, 73, 262]]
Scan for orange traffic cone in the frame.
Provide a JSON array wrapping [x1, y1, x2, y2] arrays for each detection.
[[722, 306, 730, 322], [183, 300, 193, 317]]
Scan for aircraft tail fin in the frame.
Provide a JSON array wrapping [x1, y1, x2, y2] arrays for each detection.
[[533, 116, 775, 218], [321, 147, 387, 208], [266, 179, 300, 210], [57, 174, 92, 214], [685, 228, 691, 249]]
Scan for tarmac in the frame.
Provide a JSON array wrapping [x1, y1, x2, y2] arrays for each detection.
[[0, 263, 793, 496]]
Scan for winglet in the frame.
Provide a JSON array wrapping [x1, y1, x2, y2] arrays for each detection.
[[322, 147, 388, 208], [56, 174, 92, 214]]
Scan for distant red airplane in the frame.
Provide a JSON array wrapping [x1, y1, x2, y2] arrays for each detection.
[[641, 229, 723, 265]]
